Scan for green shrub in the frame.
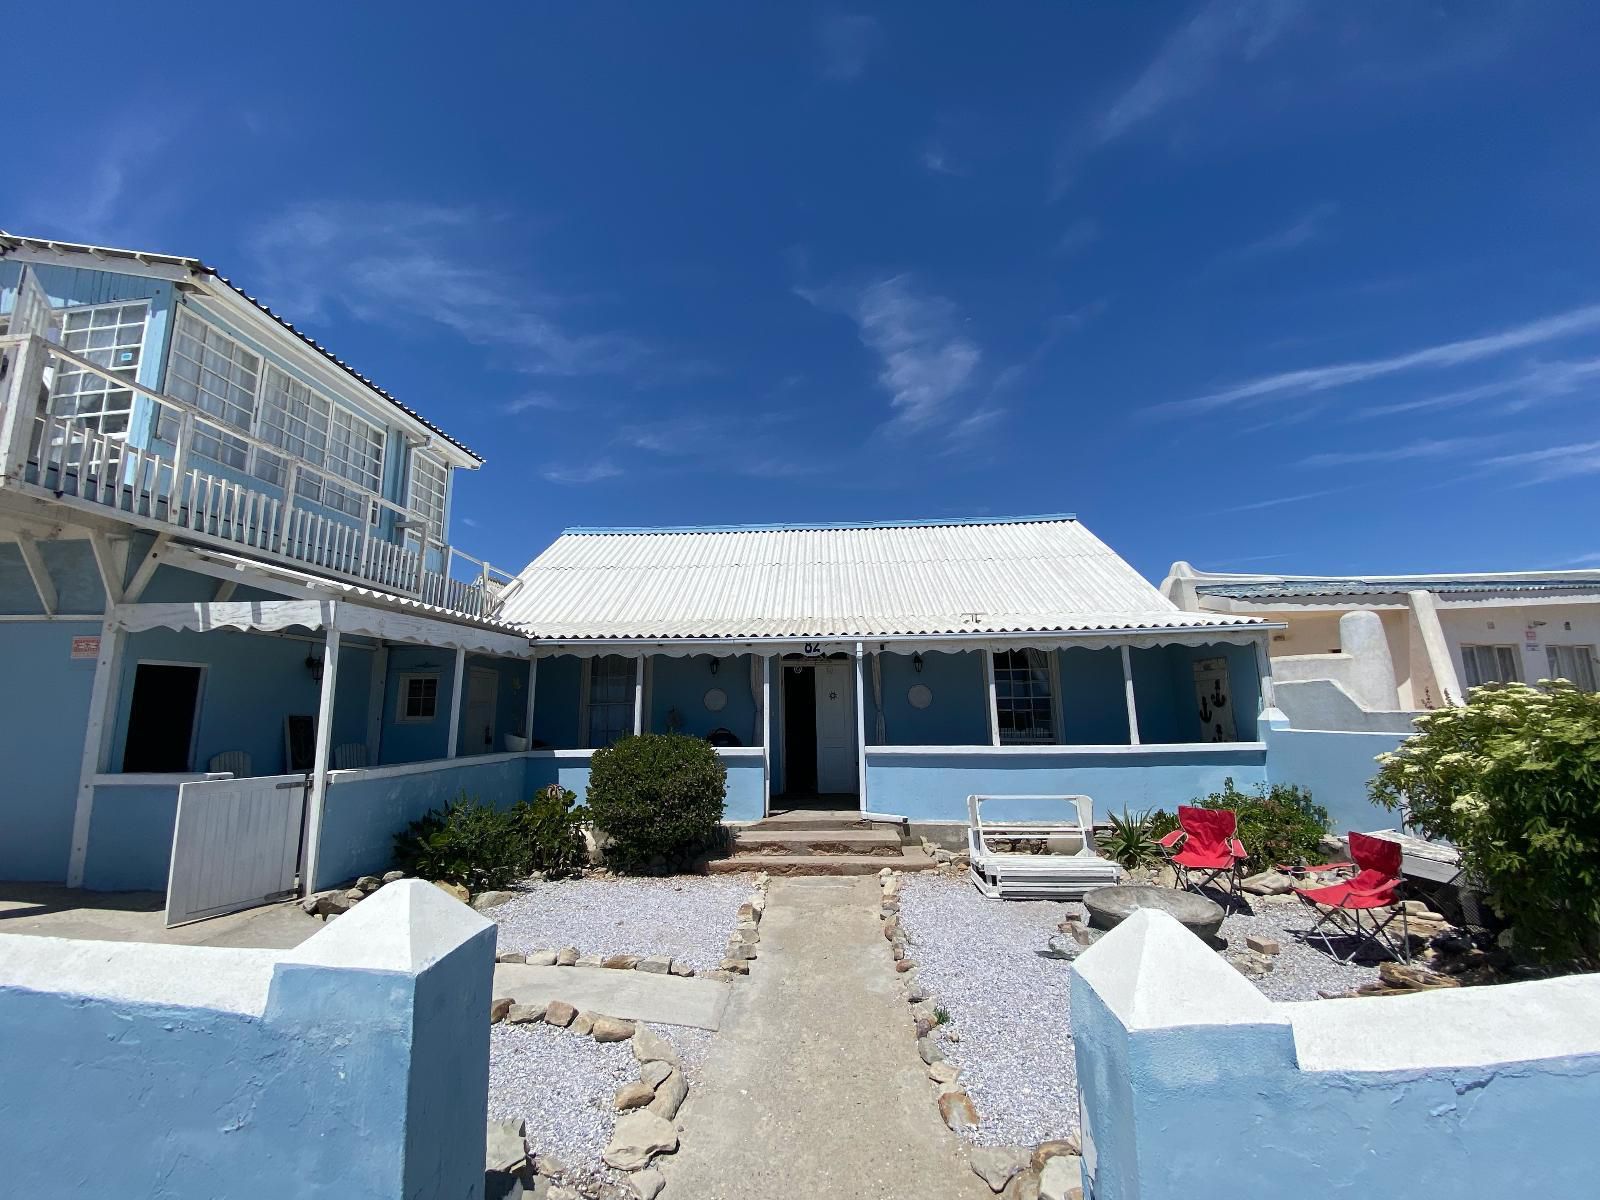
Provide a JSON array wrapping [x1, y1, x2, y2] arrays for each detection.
[[392, 792, 530, 892], [1153, 778, 1329, 871], [586, 733, 727, 873], [1370, 681, 1600, 968], [1102, 808, 1164, 869], [509, 783, 590, 879]]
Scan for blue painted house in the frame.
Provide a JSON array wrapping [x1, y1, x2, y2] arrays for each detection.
[[0, 232, 532, 920]]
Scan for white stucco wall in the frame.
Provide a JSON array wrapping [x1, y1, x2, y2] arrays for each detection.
[[1438, 602, 1600, 689]]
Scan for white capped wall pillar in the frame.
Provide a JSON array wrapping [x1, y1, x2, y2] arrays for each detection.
[[633, 655, 646, 736], [445, 646, 465, 759], [302, 622, 341, 897], [1120, 643, 1142, 746], [1407, 589, 1463, 706], [854, 641, 868, 805], [66, 620, 126, 888], [983, 648, 1000, 746], [522, 657, 538, 744]]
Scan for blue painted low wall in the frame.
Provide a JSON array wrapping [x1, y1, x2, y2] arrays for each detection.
[[527, 748, 766, 822], [1072, 909, 1600, 1200], [863, 745, 1269, 821], [315, 753, 532, 890], [1265, 725, 1407, 833], [82, 781, 187, 891], [0, 881, 493, 1199]]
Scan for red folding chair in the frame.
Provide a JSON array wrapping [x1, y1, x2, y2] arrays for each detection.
[[1294, 832, 1410, 963], [1158, 806, 1248, 900]]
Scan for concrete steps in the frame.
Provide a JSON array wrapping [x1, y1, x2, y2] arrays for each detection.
[[705, 808, 937, 876]]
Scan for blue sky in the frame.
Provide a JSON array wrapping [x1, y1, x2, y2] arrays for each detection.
[[9, 3, 1600, 582]]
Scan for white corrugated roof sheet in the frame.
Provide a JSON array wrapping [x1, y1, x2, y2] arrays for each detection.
[[500, 516, 1267, 641]]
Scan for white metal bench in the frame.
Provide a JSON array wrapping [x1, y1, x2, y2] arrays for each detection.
[[967, 794, 1124, 899]]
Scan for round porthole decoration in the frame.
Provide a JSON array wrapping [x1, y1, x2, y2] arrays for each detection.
[[908, 684, 933, 709], [703, 688, 728, 712]]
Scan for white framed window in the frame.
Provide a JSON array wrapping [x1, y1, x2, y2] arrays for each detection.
[[1460, 644, 1520, 689], [254, 365, 330, 485], [395, 672, 440, 723], [50, 301, 149, 435], [167, 309, 261, 469], [993, 649, 1057, 744], [1546, 644, 1598, 692], [408, 452, 449, 539], [322, 406, 384, 518], [585, 655, 636, 749]]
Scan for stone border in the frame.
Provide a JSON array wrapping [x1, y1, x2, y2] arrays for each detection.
[[878, 868, 1086, 1200]]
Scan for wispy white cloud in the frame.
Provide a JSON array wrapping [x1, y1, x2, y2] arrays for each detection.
[[1054, 218, 1100, 258], [1564, 551, 1600, 566], [1219, 201, 1337, 263], [920, 141, 961, 176], [1300, 436, 1498, 469], [1094, 0, 1306, 147], [1486, 441, 1600, 484], [541, 458, 622, 485], [1153, 303, 1600, 418], [1355, 356, 1600, 420], [248, 201, 648, 378], [500, 393, 566, 415], [818, 14, 879, 82], [798, 274, 982, 436], [14, 118, 186, 246], [1210, 487, 1350, 514]]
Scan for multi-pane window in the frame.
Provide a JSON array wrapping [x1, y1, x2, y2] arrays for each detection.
[[1460, 644, 1520, 689], [50, 302, 149, 434], [396, 673, 439, 722], [1546, 644, 1598, 692], [586, 655, 636, 749], [254, 366, 330, 485], [321, 407, 384, 519], [408, 453, 449, 539], [167, 310, 260, 469], [993, 649, 1056, 744]]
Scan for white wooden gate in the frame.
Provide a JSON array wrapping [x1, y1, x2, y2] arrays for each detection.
[[165, 775, 306, 927]]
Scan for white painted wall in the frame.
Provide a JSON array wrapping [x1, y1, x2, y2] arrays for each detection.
[[1438, 601, 1600, 689]]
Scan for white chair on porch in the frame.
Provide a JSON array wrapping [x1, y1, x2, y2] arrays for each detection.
[[332, 743, 370, 769], [967, 794, 1123, 900], [207, 750, 252, 778]]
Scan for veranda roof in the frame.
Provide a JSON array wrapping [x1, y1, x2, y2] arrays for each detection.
[[500, 515, 1269, 643]]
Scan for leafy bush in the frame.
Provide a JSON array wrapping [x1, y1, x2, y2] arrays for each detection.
[[1153, 778, 1329, 871], [1102, 808, 1164, 869], [1370, 681, 1600, 968], [392, 785, 591, 891], [392, 792, 530, 892], [586, 733, 727, 873]]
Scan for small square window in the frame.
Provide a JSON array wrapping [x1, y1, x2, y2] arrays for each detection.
[[396, 673, 439, 723]]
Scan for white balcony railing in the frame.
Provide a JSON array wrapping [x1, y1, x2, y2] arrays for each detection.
[[0, 333, 516, 622]]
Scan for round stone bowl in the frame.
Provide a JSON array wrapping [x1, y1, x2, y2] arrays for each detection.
[[1083, 885, 1225, 948]]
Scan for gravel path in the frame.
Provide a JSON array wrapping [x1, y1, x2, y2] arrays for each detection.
[[488, 1021, 715, 1187], [896, 874, 1382, 1148], [492, 874, 753, 972]]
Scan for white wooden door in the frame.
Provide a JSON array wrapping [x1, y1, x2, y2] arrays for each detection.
[[165, 775, 306, 927], [463, 667, 499, 755], [813, 662, 857, 794]]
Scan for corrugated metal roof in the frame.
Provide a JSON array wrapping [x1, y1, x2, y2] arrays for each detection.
[[1198, 577, 1600, 600], [0, 231, 483, 463], [501, 516, 1268, 640]]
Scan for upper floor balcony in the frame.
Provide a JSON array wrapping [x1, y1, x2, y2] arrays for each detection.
[[0, 331, 518, 623]]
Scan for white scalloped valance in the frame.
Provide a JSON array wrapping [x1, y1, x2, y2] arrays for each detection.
[[535, 628, 1267, 659], [115, 600, 531, 658]]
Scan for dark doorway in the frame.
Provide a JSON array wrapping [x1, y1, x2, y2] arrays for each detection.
[[781, 665, 817, 796], [122, 664, 203, 773]]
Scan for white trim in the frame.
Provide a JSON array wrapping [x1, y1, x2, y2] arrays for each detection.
[[302, 622, 341, 895], [633, 655, 646, 735], [446, 646, 466, 759], [394, 669, 440, 724], [526, 748, 599, 760], [88, 531, 127, 606], [1120, 643, 1141, 746], [125, 658, 209, 773], [0, 613, 104, 622], [522, 657, 537, 744], [66, 620, 124, 887], [983, 649, 1000, 747], [761, 654, 772, 816], [863, 741, 1267, 756], [15, 532, 57, 614], [327, 749, 536, 783], [123, 532, 171, 602], [715, 746, 767, 759], [853, 641, 868, 807], [92, 772, 232, 785], [1253, 635, 1275, 712]]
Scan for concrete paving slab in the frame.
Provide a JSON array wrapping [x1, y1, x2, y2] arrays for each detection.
[[492, 963, 731, 1031], [0, 884, 321, 949]]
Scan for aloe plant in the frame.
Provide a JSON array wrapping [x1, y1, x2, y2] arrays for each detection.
[[1102, 808, 1163, 870]]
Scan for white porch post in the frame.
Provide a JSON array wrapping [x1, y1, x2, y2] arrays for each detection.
[[522, 656, 538, 744], [303, 621, 341, 896], [66, 619, 126, 888], [365, 643, 389, 764], [0, 335, 48, 482], [983, 648, 1000, 747], [853, 641, 868, 805], [1253, 636, 1276, 713], [761, 654, 773, 816], [446, 646, 466, 759], [1120, 643, 1142, 746], [633, 655, 646, 735]]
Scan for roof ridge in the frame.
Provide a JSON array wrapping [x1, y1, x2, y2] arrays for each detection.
[[559, 513, 1080, 536]]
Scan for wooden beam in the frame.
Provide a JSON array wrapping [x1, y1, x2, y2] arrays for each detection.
[[123, 533, 173, 603], [212, 579, 238, 602], [15, 533, 57, 615], [302, 621, 342, 895], [446, 646, 466, 759], [88, 532, 127, 606], [365, 643, 389, 764], [1120, 643, 1142, 746], [522, 657, 537, 745], [854, 641, 868, 807], [67, 621, 124, 887], [633, 655, 646, 735], [983, 649, 1000, 747], [762, 655, 773, 817]]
